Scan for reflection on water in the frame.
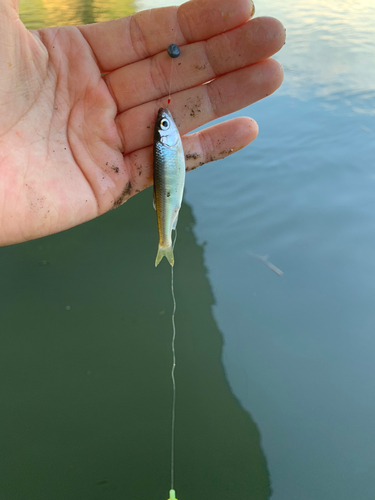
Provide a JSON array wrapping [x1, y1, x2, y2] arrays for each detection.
[[184, 1, 375, 500], [256, 0, 375, 115], [19, 0, 136, 28]]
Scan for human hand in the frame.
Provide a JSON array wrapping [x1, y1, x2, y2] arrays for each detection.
[[0, 0, 285, 246]]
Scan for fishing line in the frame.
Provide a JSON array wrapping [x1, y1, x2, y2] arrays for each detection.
[[167, 60, 174, 106], [170, 227, 178, 492], [165, 15, 181, 499], [163, 19, 181, 499], [167, 45, 180, 105]]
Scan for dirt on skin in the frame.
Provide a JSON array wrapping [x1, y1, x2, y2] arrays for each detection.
[[185, 153, 200, 160], [113, 181, 132, 208]]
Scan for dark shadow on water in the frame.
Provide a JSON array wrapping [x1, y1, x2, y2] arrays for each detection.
[[0, 190, 271, 499]]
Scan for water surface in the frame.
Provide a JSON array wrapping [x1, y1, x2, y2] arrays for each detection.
[[5, 1, 375, 499], [185, 1, 375, 499]]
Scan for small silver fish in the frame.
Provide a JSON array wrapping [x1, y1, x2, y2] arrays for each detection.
[[153, 108, 185, 267]]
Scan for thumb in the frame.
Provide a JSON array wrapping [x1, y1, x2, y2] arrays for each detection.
[[0, 0, 47, 135]]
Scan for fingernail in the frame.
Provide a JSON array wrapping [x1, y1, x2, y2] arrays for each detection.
[[250, 1, 255, 18]]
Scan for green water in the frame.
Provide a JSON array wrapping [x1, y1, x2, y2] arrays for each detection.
[[0, 192, 270, 499]]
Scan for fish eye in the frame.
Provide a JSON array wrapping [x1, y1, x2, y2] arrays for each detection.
[[160, 118, 170, 130]]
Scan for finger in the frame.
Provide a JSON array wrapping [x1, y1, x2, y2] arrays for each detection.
[[183, 116, 258, 171], [115, 117, 258, 205], [78, 0, 255, 72], [116, 58, 284, 156], [105, 17, 285, 113]]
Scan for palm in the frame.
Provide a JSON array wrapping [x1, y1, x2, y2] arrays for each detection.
[[0, 0, 285, 246]]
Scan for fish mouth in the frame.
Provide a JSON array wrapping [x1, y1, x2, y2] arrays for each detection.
[[156, 107, 173, 127], [157, 107, 172, 120]]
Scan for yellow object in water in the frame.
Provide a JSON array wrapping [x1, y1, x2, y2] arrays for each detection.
[[168, 489, 177, 500]]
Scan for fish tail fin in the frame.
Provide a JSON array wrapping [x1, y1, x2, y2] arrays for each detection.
[[155, 244, 174, 267]]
